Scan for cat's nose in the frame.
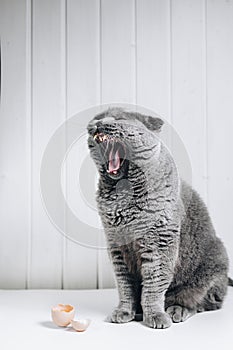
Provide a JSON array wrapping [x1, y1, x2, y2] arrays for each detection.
[[95, 122, 105, 134], [87, 123, 97, 135], [87, 121, 106, 136], [88, 118, 116, 135]]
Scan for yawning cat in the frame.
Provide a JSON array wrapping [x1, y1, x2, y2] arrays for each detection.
[[87, 107, 232, 329]]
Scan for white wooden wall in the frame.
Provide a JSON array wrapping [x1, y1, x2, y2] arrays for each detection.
[[0, 0, 233, 289]]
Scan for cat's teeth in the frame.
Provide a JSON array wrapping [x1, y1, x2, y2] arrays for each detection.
[[93, 133, 108, 143]]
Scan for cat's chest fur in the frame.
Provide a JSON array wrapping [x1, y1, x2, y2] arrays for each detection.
[[97, 181, 146, 227]]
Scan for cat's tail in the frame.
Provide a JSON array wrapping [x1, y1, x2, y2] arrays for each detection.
[[228, 277, 233, 287]]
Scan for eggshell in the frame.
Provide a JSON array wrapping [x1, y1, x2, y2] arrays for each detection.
[[51, 304, 75, 327], [71, 319, 91, 332]]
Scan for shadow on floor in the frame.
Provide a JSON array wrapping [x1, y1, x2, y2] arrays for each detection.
[[39, 321, 69, 330]]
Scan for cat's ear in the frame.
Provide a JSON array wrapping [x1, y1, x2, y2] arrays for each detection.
[[135, 113, 164, 132]]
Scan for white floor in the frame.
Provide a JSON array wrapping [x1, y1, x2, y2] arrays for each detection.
[[0, 288, 232, 350]]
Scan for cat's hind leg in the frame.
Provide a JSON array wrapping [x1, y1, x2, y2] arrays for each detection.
[[166, 305, 196, 323], [165, 274, 228, 323], [197, 275, 228, 312], [165, 286, 200, 323]]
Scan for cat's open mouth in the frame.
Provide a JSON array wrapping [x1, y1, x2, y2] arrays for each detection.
[[93, 133, 126, 176]]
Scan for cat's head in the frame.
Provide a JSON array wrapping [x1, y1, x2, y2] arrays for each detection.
[[87, 108, 164, 182]]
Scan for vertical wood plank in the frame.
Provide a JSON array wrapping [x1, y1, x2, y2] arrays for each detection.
[[136, 0, 170, 118], [67, 0, 101, 117], [98, 0, 136, 288], [171, 0, 207, 200], [136, 0, 173, 171], [207, 0, 233, 275], [63, 0, 99, 289], [0, 0, 29, 288], [30, 0, 65, 288], [101, 0, 136, 104]]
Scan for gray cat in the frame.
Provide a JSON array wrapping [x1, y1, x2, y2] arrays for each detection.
[[87, 107, 232, 329]]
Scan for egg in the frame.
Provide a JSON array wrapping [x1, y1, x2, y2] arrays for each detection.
[[51, 304, 75, 327], [71, 319, 91, 332]]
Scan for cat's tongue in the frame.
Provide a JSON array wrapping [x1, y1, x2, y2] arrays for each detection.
[[108, 146, 120, 174]]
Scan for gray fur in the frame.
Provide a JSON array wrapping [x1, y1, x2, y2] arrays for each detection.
[[87, 108, 230, 329]]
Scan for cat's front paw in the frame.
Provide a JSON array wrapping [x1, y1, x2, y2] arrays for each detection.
[[143, 312, 172, 329], [109, 307, 135, 323]]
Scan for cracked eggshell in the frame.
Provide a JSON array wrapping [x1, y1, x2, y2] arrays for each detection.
[[51, 304, 75, 327], [71, 319, 91, 332]]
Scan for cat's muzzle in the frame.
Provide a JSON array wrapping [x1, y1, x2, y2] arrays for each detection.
[[93, 132, 127, 177]]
